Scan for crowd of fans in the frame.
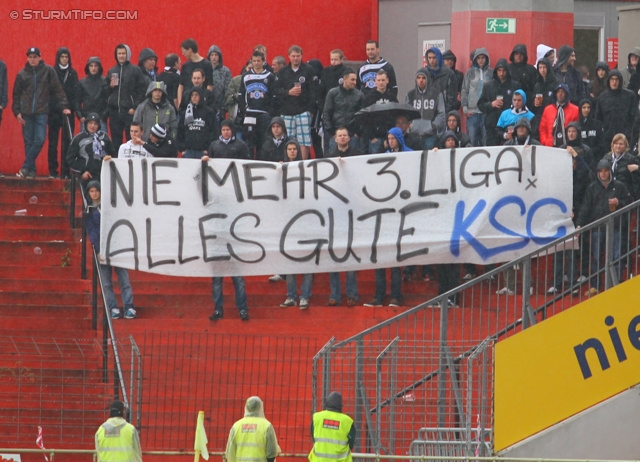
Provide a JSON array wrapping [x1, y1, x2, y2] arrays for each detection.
[[1, 38, 639, 318]]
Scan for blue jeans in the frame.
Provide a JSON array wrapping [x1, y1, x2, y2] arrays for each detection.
[[286, 274, 314, 300], [99, 264, 134, 310], [374, 267, 402, 301], [212, 277, 248, 313], [21, 114, 48, 173], [466, 113, 486, 147], [367, 137, 384, 154], [589, 229, 621, 290], [553, 249, 578, 289], [183, 149, 206, 159], [329, 271, 358, 303], [415, 136, 436, 150]]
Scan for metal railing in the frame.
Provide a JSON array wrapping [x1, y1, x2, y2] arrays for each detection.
[[68, 172, 88, 279], [313, 199, 640, 456], [73, 178, 142, 428]]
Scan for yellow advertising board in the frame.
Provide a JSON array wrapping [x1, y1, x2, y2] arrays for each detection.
[[494, 277, 640, 451]]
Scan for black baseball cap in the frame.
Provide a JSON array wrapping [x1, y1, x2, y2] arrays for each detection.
[[26, 47, 41, 57]]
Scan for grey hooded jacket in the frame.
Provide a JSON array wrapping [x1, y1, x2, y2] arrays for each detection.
[[462, 48, 492, 114], [133, 81, 177, 140]]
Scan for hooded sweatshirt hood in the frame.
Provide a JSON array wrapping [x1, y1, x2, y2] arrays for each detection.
[[595, 61, 610, 73], [145, 80, 168, 98], [514, 88, 527, 105], [414, 68, 430, 93], [509, 44, 529, 64], [387, 127, 412, 152], [513, 117, 533, 144], [596, 158, 612, 172], [446, 110, 462, 133], [207, 45, 224, 66], [138, 48, 158, 67], [84, 56, 103, 76], [472, 47, 490, 68], [284, 139, 303, 161], [514, 116, 532, 132], [578, 97, 592, 120], [114, 44, 132, 63], [607, 69, 624, 91], [325, 392, 343, 413], [536, 44, 556, 66], [565, 121, 583, 145], [220, 119, 237, 137], [186, 86, 204, 104], [537, 58, 556, 83], [493, 58, 511, 81], [556, 45, 575, 69], [56, 47, 72, 67], [425, 47, 444, 72], [442, 49, 457, 68], [628, 47, 640, 68], [555, 82, 571, 102], [270, 116, 288, 137], [439, 130, 459, 148]]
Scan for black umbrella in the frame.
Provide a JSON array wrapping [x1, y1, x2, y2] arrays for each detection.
[[353, 102, 421, 133]]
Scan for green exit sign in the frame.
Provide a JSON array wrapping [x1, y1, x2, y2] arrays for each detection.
[[486, 18, 516, 34]]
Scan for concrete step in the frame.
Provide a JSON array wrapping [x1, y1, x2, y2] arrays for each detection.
[[0, 176, 73, 192], [0, 202, 70, 217], [0, 291, 91, 305], [0, 189, 70, 204], [0, 227, 79, 241], [0, 241, 83, 266], [0, 265, 84, 279], [0, 278, 91, 293], [0, 215, 73, 230]]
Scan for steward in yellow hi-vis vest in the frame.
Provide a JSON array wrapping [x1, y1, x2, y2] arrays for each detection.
[[226, 396, 282, 462], [309, 392, 356, 462], [94, 400, 143, 462]]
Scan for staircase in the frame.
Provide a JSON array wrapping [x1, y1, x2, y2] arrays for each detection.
[[0, 177, 91, 336], [0, 176, 443, 458]]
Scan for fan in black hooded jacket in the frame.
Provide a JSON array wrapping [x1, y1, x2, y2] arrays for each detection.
[[577, 98, 605, 162], [138, 48, 158, 86], [77, 57, 109, 123], [553, 45, 586, 106], [207, 120, 251, 160], [48, 47, 79, 178], [560, 121, 596, 172], [177, 87, 217, 154], [508, 44, 538, 104], [259, 117, 290, 162], [594, 69, 638, 148], [477, 58, 519, 146]]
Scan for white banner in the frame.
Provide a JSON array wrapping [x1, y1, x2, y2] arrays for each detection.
[[100, 146, 574, 277]]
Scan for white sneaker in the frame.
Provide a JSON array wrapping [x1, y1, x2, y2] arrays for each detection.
[[462, 273, 475, 280], [269, 274, 284, 282], [496, 287, 514, 295], [299, 298, 309, 310], [576, 275, 588, 284], [280, 297, 296, 307], [546, 286, 558, 295]]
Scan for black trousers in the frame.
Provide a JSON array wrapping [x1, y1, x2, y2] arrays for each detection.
[[47, 113, 74, 177], [109, 111, 134, 155]]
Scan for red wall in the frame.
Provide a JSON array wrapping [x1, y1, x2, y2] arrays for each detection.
[[0, 0, 375, 174], [451, 10, 574, 74]]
